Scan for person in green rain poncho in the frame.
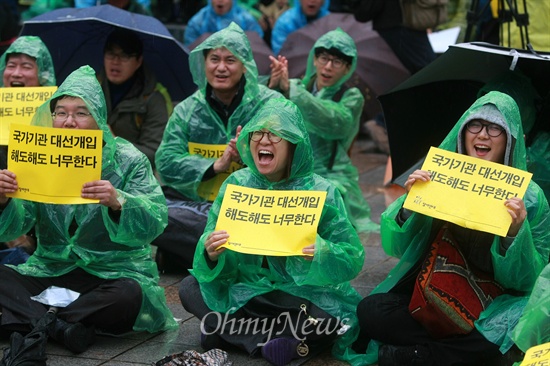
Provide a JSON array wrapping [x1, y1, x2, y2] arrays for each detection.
[[153, 22, 281, 273], [268, 28, 378, 233], [0, 35, 56, 262], [0, 65, 177, 354], [179, 98, 365, 366], [351, 91, 550, 366]]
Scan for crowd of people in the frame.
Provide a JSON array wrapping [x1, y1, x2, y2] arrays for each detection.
[[1, 1, 550, 366]]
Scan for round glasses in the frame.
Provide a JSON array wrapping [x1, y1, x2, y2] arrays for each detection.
[[51, 111, 92, 123], [316, 53, 347, 69], [249, 131, 282, 143], [465, 120, 505, 137], [104, 51, 137, 63]]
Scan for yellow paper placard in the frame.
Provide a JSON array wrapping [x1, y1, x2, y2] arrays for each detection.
[[188, 142, 243, 201], [0, 86, 58, 145], [6, 124, 102, 204], [404, 147, 532, 236], [216, 184, 327, 256], [520, 342, 550, 366]]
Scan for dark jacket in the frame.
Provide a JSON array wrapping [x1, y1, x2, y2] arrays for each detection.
[[99, 66, 172, 168]]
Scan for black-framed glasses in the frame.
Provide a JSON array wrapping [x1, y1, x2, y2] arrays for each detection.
[[465, 120, 505, 137], [249, 131, 282, 143], [51, 111, 92, 123], [104, 51, 137, 62], [316, 53, 347, 69]]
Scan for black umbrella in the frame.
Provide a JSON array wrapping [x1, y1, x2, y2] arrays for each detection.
[[279, 13, 411, 120], [20, 5, 195, 102], [379, 42, 550, 185]]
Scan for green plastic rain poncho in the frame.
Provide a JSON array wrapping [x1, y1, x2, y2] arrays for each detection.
[[190, 98, 365, 361], [0, 35, 56, 87], [287, 28, 378, 233], [353, 91, 550, 365], [155, 22, 281, 201], [0, 66, 177, 333]]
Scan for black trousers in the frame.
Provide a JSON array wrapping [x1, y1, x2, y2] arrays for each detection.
[[0, 265, 142, 336], [179, 276, 339, 356], [356, 292, 505, 366]]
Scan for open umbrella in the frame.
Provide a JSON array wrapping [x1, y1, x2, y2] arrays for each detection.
[[278, 13, 411, 120], [379, 42, 550, 185], [20, 4, 195, 102], [189, 31, 273, 75]]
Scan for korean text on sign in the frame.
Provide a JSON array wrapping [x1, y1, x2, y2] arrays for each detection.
[[217, 184, 327, 256], [7, 123, 102, 204], [404, 146, 531, 236]]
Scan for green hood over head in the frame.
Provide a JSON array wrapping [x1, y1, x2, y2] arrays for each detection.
[[439, 90, 525, 170], [0, 36, 56, 87], [302, 27, 356, 92], [31, 65, 114, 146], [189, 22, 259, 93], [237, 98, 313, 182]]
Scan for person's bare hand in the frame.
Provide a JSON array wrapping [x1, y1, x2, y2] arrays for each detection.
[[302, 244, 315, 260], [404, 170, 431, 192], [268, 56, 289, 91], [505, 197, 527, 237], [0, 170, 17, 204], [214, 126, 242, 173], [204, 230, 228, 261], [82, 180, 121, 210]]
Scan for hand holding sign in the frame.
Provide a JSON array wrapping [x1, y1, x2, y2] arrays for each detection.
[[0, 169, 17, 204]]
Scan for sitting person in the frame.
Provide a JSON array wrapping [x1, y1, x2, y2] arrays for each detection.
[[153, 23, 281, 272], [352, 91, 550, 365], [0, 65, 177, 354], [0, 35, 56, 262], [179, 98, 365, 366], [271, 0, 329, 55], [98, 28, 173, 169], [269, 28, 378, 233], [183, 0, 263, 46]]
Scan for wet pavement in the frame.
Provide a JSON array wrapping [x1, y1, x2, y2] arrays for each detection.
[[0, 134, 404, 365]]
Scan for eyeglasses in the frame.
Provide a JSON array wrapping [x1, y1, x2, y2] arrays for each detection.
[[51, 111, 92, 122], [104, 51, 137, 62], [465, 120, 505, 137], [249, 131, 282, 143], [316, 53, 347, 69]]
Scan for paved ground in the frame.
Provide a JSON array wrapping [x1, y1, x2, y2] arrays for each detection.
[[0, 135, 404, 365]]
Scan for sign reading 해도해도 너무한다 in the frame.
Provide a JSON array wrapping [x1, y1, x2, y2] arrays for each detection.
[[7, 123, 102, 204], [217, 184, 327, 256], [404, 147, 532, 237], [0, 86, 57, 145]]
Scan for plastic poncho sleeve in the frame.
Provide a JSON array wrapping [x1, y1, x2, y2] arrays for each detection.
[[155, 99, 221, 201], [289, 80, 363, 148]]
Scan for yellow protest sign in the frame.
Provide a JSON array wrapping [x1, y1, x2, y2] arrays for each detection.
[[188, 142, 243, 201], [0, 86, 57, 145], [404, 147, 532, 236], [7, 124, 102, 204], [520, 342, 550, 366], [216, 184, 327, 256]]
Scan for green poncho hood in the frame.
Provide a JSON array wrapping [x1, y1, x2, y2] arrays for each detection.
[[302, 27, 356, 93], [0, 36, 56, 87], [189, 22, 259, 95], [30, 65, 114, 147], [439, 90, 525, 170], [237, 98, 313, 183]]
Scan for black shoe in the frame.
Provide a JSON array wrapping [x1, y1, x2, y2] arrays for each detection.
[[49, 318, 95, 354], [378, 344, 433, 366]]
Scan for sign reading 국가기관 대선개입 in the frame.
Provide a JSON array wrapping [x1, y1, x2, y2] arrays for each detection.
[[404, 146, 532, 237], [0, 86, 57, 145], [7, 123, 102, 204], [217, 184, 327, 256]]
